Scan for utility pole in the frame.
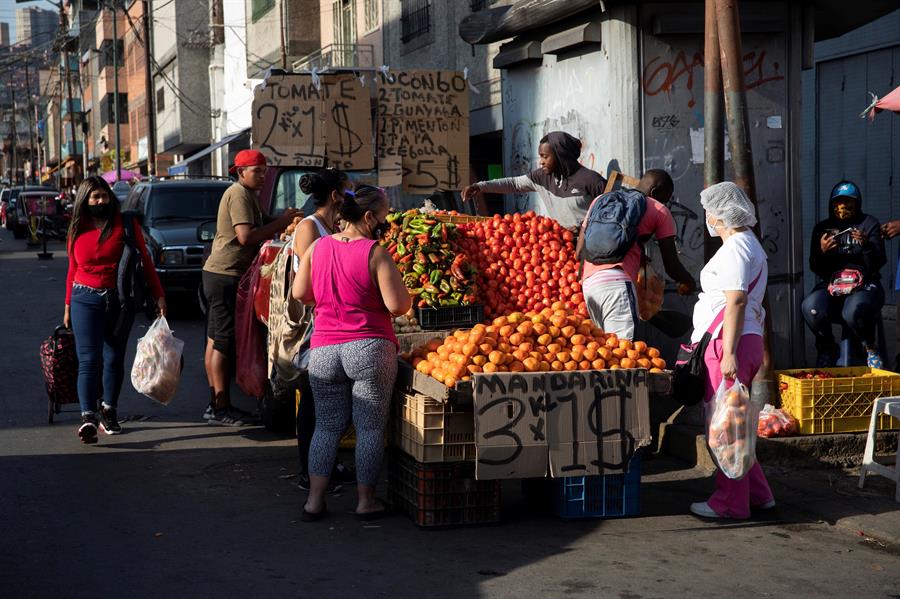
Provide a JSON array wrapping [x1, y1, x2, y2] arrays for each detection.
[[110, 0, 122, 179], [9, 85, 18, 185], [703, 0, 724, 261], [280, 0, 288, 69], [24, 61, 37, 184], [143, 0, 156, 175], [714, 0, 775, 400], [60, 4, 81, 184]]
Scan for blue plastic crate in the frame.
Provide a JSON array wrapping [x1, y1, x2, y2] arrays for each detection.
[[553, 452, 642, 519]]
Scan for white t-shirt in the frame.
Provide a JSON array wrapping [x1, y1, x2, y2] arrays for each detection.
[[691, 231, 767, 342], [292, 215, 330, 273]]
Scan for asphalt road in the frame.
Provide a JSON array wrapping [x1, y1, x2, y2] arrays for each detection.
[[0, 228, 897, 598]]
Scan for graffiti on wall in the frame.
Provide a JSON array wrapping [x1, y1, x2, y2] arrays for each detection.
[[642, 50, 784, 108]]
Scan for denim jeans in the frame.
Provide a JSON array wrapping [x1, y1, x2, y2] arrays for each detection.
[[801, 283, 885, 350], [70, 285, 134, 414]]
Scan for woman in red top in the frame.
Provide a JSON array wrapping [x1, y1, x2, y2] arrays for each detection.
[[64, 176, 166, 443]]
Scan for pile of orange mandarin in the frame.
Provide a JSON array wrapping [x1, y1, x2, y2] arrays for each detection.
[[407, 303, 666, 388]]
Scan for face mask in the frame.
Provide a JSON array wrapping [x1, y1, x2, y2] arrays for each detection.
[[706, 218, 721, 238], [87, 203, 110, 218], [833, 201, 856, 221]]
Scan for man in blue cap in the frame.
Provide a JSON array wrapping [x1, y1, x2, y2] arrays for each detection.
[[801, 181, 887, 368]]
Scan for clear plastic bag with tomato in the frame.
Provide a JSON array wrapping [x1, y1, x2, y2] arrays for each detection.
[[706, 379, 758, 479], [635, 261, 665, 321], [757, 404, 799, 438]]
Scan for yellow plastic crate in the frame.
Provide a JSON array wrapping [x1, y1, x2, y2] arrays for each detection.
[[777, 367, 900, 434]]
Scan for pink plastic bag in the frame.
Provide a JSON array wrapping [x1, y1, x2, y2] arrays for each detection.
[[235, 251, 268, 398]]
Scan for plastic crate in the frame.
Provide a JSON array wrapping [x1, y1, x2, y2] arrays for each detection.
[[416, 305, 484, 331], [777, 367, 900, 434], [554, 452, 642, 520], [393, 391, 476, 463], [388, 449, 501, 528]]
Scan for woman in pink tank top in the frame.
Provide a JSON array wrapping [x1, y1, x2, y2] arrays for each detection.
[[292, 185, 411, 522]]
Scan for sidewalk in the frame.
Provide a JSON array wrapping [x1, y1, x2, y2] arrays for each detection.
[[659, 422, 900, 547]]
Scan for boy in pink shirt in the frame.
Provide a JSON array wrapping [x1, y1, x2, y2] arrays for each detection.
[[576, 170, 695, 339]]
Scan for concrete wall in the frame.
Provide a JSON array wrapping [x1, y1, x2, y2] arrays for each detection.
[[151, 0, 211, 155], [222, 0, 253, 135]]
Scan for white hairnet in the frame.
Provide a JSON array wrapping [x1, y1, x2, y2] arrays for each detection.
[[700, 182, 758, 228]]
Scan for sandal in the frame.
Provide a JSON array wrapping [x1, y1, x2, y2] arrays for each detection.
[[301, 506, 328, 522]]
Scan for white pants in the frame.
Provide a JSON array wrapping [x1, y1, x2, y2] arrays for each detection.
[[584, 280, 638, 340]]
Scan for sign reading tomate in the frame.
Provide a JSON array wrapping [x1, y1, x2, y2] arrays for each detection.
[[473, 370, 651, 480], [376, 69, 470, 192]]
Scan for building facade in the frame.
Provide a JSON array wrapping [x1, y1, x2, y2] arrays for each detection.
[[16, 7, 57, 48], [245, 0, 321, 78], [151, 0, 213, 172]]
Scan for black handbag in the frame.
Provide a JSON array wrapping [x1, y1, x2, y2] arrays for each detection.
[[672, 269, 763, 407]]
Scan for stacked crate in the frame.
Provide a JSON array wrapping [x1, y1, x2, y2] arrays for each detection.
[[388, 390, 501, 527]]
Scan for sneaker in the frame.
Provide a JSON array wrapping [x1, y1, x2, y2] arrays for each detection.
[[77, 414, 98, 444], [202, 403, 215, 421], [207, 407, 250, 427], [754, 499, 776, 510], [99, 405, 122, 435], [866, 349, 883, 369], [690, 501, 725, 519], [297, 473, 343, 495], [333, 462, 356, 485]]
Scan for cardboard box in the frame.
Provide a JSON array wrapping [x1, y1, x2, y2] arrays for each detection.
[[472, 370, 652, 480]]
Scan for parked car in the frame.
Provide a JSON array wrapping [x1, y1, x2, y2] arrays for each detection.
[[123, 178, 233, 297], [5, 185, 58, 239]]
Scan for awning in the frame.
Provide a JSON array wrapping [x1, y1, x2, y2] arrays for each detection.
[[167, 129, 250, 176]]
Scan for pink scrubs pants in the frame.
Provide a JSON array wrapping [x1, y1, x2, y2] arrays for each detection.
[[703, 334, 774, 519]]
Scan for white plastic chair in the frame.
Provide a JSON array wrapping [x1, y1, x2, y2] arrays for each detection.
[[858, 397, 900, 502]]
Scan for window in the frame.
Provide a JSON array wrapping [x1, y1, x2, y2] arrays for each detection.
[[364, 0, 379, 31], [99, 93, 128, 127], [333, 0, 357, 65], [98, 39, 124, 70], [156, 88, 165, 113], [401, 0, 431, 43], [251, 0, 275, 22]]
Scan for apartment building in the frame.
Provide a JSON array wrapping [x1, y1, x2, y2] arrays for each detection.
[[245, 0, 321, 78], [124, 0, 152, 173], [151, 0, 213, 172], [16, 7, 57, 48]]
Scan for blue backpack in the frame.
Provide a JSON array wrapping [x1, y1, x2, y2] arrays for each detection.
[[581, 189, 647, 265]]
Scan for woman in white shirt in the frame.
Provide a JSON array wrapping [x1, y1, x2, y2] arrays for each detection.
[[292, 169, 353, 492], [689, 182, 775, 520]]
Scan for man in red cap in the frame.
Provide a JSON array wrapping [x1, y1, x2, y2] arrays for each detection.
[[202, 150, 300, 425]]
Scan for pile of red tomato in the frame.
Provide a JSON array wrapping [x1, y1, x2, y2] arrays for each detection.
[[458, 212, 586, 318]]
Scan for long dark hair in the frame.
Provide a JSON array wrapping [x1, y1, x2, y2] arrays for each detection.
[[339, 184, 386, 223], [299, 168, 348, 207], [67, 176, 120, 250]]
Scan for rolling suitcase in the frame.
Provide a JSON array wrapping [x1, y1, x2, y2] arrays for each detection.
[[40, 326, 79, 423]]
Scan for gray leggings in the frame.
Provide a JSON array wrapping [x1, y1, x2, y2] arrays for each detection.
[[308, 338, 397, 486]]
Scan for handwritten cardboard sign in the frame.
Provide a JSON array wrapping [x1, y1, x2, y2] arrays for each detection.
[[252, 73, 373, 169], [473, 370, 651, 480], [376, 70, 470, 192]]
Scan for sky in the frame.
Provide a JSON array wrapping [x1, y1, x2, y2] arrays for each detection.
[[0, 0, 59, 43]]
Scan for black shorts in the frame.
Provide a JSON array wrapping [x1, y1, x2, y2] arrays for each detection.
[[202, 271, 241, 357]]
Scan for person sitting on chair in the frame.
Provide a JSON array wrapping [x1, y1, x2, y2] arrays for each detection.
[[801, 181, 886, 368]]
